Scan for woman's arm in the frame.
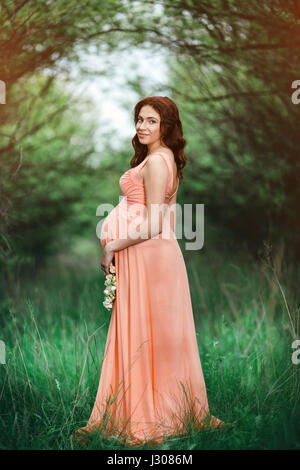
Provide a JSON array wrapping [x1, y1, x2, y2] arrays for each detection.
[[108, 154, 169, 252]]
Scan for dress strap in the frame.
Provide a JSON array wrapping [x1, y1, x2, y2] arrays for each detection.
[[139, 154, 151, 170], [168, 178, 179, 200], [156, 152, 180, 199]]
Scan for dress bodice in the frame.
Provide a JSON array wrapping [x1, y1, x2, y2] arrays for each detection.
[[100, 152, 179, 247], [119, 152, 179, 206]]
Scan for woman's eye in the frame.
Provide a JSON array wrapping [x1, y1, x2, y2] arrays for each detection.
[[137, 118, 156, 124]]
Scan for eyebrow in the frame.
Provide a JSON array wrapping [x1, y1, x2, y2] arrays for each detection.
[[138, 115, 158, 120]]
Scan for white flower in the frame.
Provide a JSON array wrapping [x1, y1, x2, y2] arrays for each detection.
[[102, 269, 117, 311], [109, 264, 116, 273], [103, 299, 112, 309]]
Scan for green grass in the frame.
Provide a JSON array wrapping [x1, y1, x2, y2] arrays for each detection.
[[0, 241, 299, 450]]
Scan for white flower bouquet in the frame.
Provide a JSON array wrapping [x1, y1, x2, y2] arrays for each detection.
[[103, 263, 117, 311]]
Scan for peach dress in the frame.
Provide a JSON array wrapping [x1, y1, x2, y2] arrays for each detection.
[[72, 152, 224, 446]]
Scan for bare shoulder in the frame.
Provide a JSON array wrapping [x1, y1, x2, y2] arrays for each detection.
[[141, 151, 169, 180], [141, 148, 175, 183], [150, 147, 175, 162], [144, 153, 169, 174], [151, 148, 178, 182]]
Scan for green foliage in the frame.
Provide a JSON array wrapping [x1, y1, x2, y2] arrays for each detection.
[[0, 75, 101, 277], [0, 0, 138, 279], [0, 0, 129, 86]]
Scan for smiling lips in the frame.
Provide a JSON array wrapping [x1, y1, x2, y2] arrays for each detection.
[[138, 133, 149, 136]]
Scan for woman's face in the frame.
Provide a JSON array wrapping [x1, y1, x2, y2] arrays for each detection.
[[136, 105, 161, 147]]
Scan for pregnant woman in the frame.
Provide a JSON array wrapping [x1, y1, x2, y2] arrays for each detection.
[[72, 96, 226, 447]]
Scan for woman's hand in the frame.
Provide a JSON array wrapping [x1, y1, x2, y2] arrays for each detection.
[[100, 242, 115, 275]]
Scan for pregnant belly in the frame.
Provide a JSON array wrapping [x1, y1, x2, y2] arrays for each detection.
[[100, 199, 147, 248], [100, 199, 176, 248], [100, 208, 118, 248]]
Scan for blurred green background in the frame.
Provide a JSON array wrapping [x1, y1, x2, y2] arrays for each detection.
[[0, 0, 299, 450]]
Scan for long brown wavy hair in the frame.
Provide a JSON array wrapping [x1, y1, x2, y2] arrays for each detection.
[[130, 96, 187, 182]]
